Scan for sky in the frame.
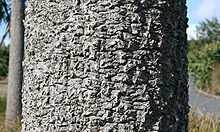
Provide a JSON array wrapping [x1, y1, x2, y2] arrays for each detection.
[[1, 0, 220, 44], [187, 0, 220, 39]]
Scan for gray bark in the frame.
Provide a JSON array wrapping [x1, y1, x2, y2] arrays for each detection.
[[5, 0, 24, 127], [22, 0, 189, 132]]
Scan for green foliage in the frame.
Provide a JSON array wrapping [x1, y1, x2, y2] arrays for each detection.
[[188, 41, 220, 89], [196, 17, 220, 43], [189, 18, 220, 90], [0, 45, 9, 76], [0, 0, 8, 23]]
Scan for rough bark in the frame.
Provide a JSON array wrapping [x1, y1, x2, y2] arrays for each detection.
[[5, 0, 24, 127], [22, 0, 189, 131]]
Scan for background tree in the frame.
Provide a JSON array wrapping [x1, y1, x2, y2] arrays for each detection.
[[5, 0, 24, 127], [22, 0, 189, 131], [196, 17, 220, 43]]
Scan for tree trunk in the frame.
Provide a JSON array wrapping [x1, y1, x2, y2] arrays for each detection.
[[23, 0, 189, 131], [5, 0, 24, 128]]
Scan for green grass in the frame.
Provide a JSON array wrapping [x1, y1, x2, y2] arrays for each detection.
[[0, 97, 7, 131], [0, 97, 21, 132], [189, 111, 220, 132]]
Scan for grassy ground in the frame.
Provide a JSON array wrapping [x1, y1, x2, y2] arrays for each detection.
[[0, 80, 7, 131], [0, 97, 21, 132], [189, 111, 220, 132], [0, 79, 7, 97], [0, 80, 21, 132]]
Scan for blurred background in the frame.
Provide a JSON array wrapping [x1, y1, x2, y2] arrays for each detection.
[[0, 0, 220, 131]]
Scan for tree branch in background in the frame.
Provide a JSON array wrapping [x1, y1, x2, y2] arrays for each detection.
[[2, 0, 10, 22], [0, 0, 10, 47]]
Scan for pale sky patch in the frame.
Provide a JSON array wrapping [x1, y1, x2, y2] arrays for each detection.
[[187, 24, 197, 40], [196, 0, 220, 20]]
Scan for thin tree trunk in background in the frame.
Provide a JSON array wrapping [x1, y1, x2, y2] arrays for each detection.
[[23, 0, 188, 131], [5, 0, 24, 127]]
